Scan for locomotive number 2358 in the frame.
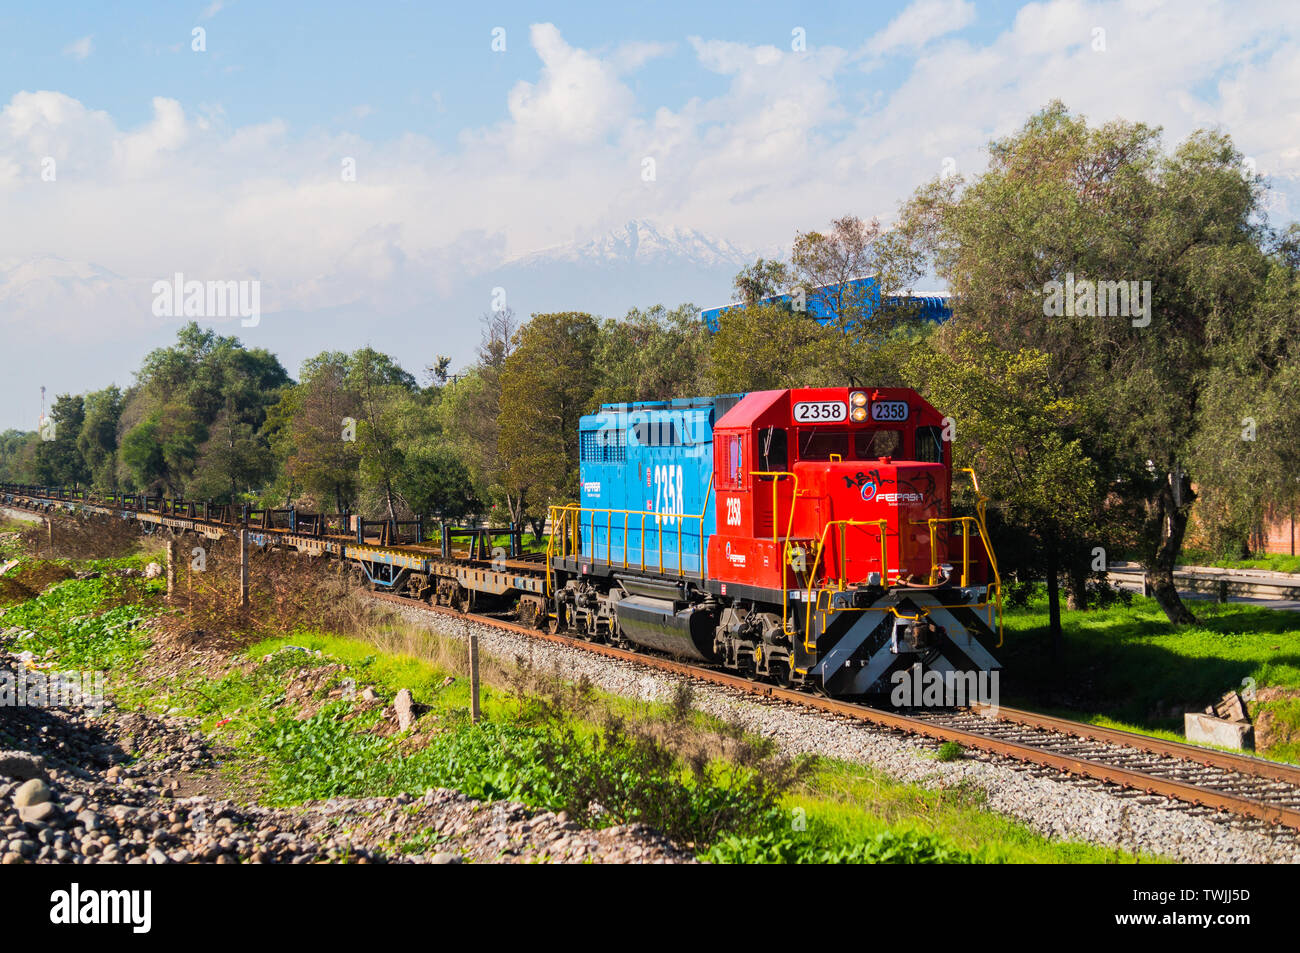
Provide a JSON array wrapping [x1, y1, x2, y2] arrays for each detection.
[[792, 401, 847, 422]]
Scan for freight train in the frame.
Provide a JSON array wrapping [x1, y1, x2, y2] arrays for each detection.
[[1, 386, 1002, 699]]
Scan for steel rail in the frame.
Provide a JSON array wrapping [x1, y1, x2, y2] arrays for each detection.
[[979, 705, 1300, 788]]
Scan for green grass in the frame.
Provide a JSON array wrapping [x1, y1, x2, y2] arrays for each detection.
[[1171, 549, 1300, 575], [111, 619, 1143, 862], [707, 760, 1155, 864], [0, 571, 162, 668], [1001, 592, 1300, 761]]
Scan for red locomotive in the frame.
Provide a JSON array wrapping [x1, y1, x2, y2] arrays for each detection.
[[554, 386, 1002, 698]]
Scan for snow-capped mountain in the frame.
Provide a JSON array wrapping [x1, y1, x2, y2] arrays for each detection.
[[510, 220, 757, 270], [480, 220, 759, 320]]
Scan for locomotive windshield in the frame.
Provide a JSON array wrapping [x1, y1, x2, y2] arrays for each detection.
[[798, 428, 903, 461]]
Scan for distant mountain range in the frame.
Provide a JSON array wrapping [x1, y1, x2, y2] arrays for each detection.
[[509, 220, 756, 270], [0, 221, 766, 428], [481, 219, 760, 318]]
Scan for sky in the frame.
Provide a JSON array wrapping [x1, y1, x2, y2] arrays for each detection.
[[1, 0, 1298, 429]]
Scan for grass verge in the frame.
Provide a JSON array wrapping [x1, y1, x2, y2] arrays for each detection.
[[1002, 591, 1300, 762]]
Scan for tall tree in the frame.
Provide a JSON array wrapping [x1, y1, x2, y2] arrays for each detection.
[[33, 394, 90, 486], [77, 386, 124, 493], [593, 304, 711, 405], [883, 102, 1278, 624], [270, 353, 363, 513], [440, 311, 520, 523], [498, 312, 600, 522], [907, 329, 1108, 649], [119, 322, 289, 495], [348, 347, 418, 521]]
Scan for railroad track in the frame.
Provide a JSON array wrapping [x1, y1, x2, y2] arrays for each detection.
[[370, 591, 1300, 835]]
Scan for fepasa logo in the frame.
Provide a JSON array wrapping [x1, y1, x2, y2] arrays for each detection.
[[725, 540, 746, 567]]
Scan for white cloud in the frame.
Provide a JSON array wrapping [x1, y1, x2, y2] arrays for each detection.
[[612, 40, 676, 72], [3, 8, 1300, 358], [62, 35, 93, 60], [864, 0, 975, 55], [502, 23, 636, 154], [201, 1, 225, 19]]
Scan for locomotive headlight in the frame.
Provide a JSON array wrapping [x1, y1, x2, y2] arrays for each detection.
[[851, 406, 868, 422], [850, 391, 868, 408]]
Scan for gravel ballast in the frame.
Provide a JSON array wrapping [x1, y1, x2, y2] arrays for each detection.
[[0, 644, 691, 864], [386, 602, 1300, 864]]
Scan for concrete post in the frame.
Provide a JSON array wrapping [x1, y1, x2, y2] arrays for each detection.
[[239, 529, 249, 608], [469, 632, 481, 725]]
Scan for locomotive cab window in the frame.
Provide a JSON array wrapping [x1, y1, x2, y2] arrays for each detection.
[[759, 427, 788, 471], [718, 434, 746, 488], [853, 429, 902, 460], [916, 425, 944, 464], [798, 429, 850, 461]]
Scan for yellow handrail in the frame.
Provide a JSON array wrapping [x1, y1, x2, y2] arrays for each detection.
[[546, 473, 716, 582], [961, 467, 1003, 647], [749, 470, 799, 543], [802, 518, 889, 652]]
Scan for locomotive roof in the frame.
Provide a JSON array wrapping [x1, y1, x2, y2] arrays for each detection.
[[592, 395, 742, 413]]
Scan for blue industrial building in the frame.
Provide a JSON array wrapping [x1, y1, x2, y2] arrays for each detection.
[[700, 275, 952, 333]]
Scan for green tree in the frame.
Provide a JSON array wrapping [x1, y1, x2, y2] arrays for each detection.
[[189, 403, 274, 501], [592, 303, 711, 405], [907, 330, 1107, 649], [119, 322, 289, 495], [438, 310, 519, 521], [884, 101, 1278, 624], [0, 430, 38, 483], [33, 394, 90, 486], [77, 386, 124, 493], [348, 347, 419, 521], [498, 312, 600, 522], [732, 258, 790, 305], [269, 353, 362, 513]]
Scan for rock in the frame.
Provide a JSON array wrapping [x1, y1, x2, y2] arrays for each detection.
[[430, 852, 462, 864], [0, 752, 45, 781], [1185, 712, 1253, 750], [361, 687, 379, 702], [143, 562, 163, 579], [12, 778, 51, 809], [18, 802, 55, 823], [394, 689, 416, 731], [76, 810, 99, 831]]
